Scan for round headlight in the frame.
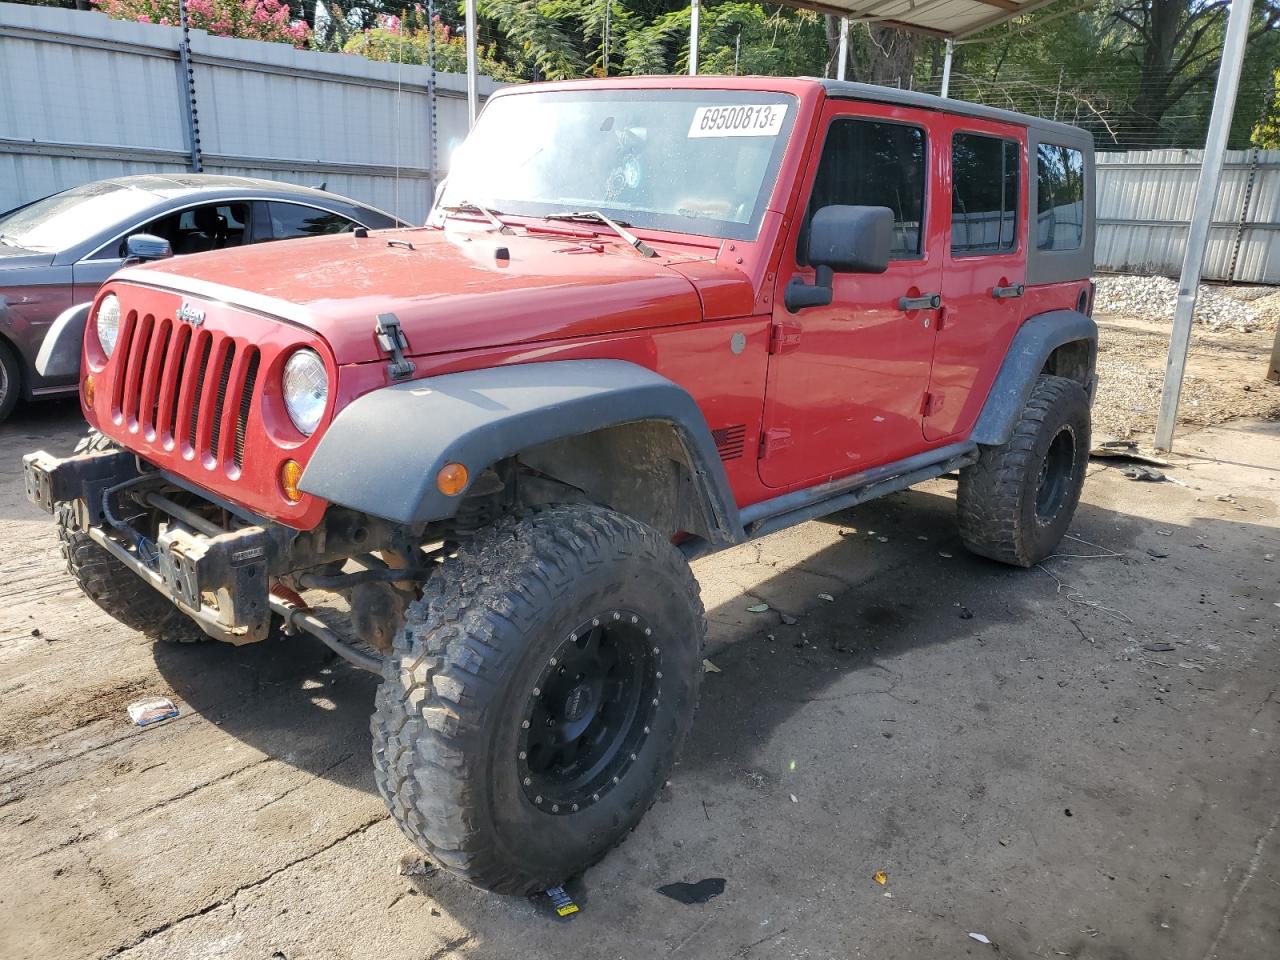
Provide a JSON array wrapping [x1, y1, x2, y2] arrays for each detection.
[[96, 294, 121, 358], [282, 348, 328, 435]]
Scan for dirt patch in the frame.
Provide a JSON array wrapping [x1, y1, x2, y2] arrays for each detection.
[[1092, 312, 1280, 440]]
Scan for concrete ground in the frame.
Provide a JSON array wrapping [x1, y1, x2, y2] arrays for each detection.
[[1, 402, 1277, 960]]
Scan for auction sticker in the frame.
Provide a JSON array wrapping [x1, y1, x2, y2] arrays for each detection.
[[689, 104, 786, 138]]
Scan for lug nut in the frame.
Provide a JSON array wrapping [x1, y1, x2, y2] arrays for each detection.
[[519, 751, 527, 760], [523, 777, 531, 785], [521, 720, 530, 729]]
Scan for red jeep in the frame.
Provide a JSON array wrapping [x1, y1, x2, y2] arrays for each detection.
[[25, 77, 1096, 894]]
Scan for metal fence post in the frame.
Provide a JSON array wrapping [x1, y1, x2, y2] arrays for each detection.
[[1227, 146, 1259, 283], [427, 0, 438, 203], [940, 38, 953, 98], [1152, 0, 1254, 452], [177, 0, 202, 172]]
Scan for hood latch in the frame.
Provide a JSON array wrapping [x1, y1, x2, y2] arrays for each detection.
[[374, 313, 416, 381]]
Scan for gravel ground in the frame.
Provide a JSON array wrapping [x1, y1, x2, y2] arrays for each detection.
[[1091, 282, 1280, 440], [1094, 275, 1280, 332]]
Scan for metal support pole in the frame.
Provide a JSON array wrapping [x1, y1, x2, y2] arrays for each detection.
[[940, 38, 953, 98], [689, 0, 699, 76], [603, 0, 611, 76], [464, 0, 478, 128], [1153, 0, 1254, 452], [837, 17, 849, 81]]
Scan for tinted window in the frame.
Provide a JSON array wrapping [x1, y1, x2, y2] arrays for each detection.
[[803, 118, 926, 260], [951, 133, 1019, 254], [1036, 144, 1084, 251], [94, 202, 250, 259], [268, 203, 357, 239]]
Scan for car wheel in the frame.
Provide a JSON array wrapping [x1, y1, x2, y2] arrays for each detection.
[[957, 374, 1091, 567], [371, 503, 704, 894], [0, 338, 21, 423]]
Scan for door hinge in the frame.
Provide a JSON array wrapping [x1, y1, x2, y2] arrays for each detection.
[[374, 312, 416, 381], [768, 321, 802, 355], [759, 427, 792, 458], [936, 306, 953, 331]]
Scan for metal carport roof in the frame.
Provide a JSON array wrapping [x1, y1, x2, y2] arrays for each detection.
[[777, 0, 1064, 41]]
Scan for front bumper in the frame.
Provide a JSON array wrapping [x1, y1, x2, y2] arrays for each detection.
[[25, 447, 277, 644]]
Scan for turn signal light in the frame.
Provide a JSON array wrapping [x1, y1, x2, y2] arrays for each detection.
[[82, 375, 95, 407], [280, 459, 303, 502], [436, 462, 469, 496]]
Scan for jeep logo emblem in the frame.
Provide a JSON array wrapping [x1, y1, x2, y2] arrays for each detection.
[[176, 302, 205, 326]]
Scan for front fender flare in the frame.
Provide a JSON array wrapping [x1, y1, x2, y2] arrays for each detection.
[[35, 301, 91, 379], [971, 309, 1097, 447], [301, 359, 743, 544]]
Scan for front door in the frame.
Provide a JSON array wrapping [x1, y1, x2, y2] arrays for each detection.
[[926, 124, 1028, 440], [759, 101, 943, 488]]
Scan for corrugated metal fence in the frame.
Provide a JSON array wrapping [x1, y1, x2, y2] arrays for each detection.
[[1096, 149, 1280, 285], [0, 3, 499, 224]]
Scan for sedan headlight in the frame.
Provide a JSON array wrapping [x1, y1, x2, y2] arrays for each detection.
[[96, 294, 121, 358], [282, 348, 328, 435]]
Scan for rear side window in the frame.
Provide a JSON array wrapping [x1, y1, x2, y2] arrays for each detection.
[[951, 133, 1019, 255], [802, 118, 926, 260], [1036, 144, 1085, 251], [268, 203, 357, 240]]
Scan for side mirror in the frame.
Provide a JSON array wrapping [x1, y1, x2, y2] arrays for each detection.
[[123, 233, 173, 264], [785, 205, 894, 313]]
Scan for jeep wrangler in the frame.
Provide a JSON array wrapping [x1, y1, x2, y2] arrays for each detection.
[[25, 77, 1096, 895]]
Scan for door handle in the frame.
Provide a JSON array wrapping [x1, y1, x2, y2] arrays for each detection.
[[898, 293, 941, 311], [991, 283, 1025, 299]]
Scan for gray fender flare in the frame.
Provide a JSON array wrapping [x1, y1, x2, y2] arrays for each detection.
[[970, 309, 1098, 446], [36, 302, 91, 379], [301, 359, 744, 544]]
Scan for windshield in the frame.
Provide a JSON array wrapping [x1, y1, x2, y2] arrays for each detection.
[[0, 181, 159, 252], [439, 89, 797, 242]]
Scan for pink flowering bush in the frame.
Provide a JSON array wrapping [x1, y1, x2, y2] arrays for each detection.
[[342, 14, 517, 81], [92, 0, 311, 47]]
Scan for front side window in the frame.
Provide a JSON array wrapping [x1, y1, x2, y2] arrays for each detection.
[[439, 89, 798, 241], [801, 118, 926, 261], [1036, 144, 1085, 251], [951, 133, 1020, 255], [268, 204, 357, 239]]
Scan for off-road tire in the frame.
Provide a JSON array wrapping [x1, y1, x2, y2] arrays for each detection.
[[957, 374, 1090, 567], [57, 432, 206, 643], [371, 504, 705, 894], [0, 338, 21, 423]]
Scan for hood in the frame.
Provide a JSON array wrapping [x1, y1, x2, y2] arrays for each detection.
[[114, 227, 732, 364]]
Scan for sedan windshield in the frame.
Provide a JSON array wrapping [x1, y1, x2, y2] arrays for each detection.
[[0, 181, 159, 252], [439, 89, 798, 242]]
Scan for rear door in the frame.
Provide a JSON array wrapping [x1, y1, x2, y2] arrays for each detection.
[[926, 122, 1029, 440], [759, 100, 944, 488]]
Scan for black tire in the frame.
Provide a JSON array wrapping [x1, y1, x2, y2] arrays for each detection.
[[372, 504, 704, 894], [957, 374, 1090, 567], [57, 433, 206, 644], [0, 338, 21, 423]]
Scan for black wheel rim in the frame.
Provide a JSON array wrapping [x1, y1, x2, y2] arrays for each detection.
[[517, 610, 660, 815], [1035, 425, 1076, 524]]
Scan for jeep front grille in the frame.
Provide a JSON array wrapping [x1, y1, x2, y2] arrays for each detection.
[[112, 308, 261, 476]]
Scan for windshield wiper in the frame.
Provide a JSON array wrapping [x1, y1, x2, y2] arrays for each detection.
[[440, 201, 513, 234], [544, 210, 657, 258]]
